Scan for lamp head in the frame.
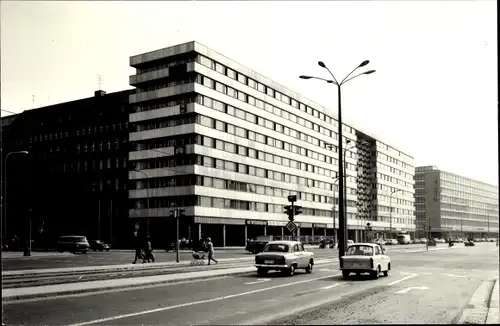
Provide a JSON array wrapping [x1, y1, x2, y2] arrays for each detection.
[[299, 75, 312, 79], [20, 151, 29, 154], [364, 70, 376, 75], [359, 60, 370, 67], [318, 61, 326, 68]]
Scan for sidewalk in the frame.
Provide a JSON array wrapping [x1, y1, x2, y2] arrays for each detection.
[[486, 278, 499, 324], [1, 258, 334, 302], [1, 252, 74, 259]]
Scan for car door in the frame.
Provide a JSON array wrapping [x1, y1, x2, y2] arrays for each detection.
[[374, 245, 384, 270], [293, 244, 302, 267], [299, 243, 307, 267]]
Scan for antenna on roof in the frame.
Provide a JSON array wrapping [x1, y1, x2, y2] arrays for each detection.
[[97, 74, 103, 90]]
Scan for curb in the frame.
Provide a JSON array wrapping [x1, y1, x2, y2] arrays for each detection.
[[457, 279, 496, 324], [2, 260, 335, 302], [1, 269, 256, 303], [486, 278, 499, 324]]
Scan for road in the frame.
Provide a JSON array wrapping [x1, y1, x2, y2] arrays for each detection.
[[4, 243, 498, 325], [1, 243, 445, 271]]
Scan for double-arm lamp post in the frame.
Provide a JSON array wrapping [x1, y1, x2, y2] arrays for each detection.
[[389, 189, 402, 239], [300, 61, 375, 257]]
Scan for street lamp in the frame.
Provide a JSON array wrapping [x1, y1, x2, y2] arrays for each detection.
[[389, 189, 402, 239], [301, 60, 375, 258], [3, 150, 29, 241], [332, 176, 340, 246], [133, 169, 149, 235]]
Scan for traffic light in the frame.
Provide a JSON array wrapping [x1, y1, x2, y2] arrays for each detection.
[[294, 205, 303, 216], [284, 205, 294, 221], [170, 209, 186, 219]]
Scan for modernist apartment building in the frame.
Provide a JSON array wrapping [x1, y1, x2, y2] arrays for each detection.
[[415, 166, 499, 238], [128, 41, 416, 247], [1, 90, 134, 248]]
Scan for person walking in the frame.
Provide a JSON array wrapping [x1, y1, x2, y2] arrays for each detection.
[[206, 237, 218, 265], [143, 236, 155, 263], [132, 231, 143, 264]]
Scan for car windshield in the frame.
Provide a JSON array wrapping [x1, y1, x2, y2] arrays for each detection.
[[346, 245, 373, 256], [263, 244, 289, 253]]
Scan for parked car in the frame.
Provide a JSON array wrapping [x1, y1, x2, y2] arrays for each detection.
[[57, 235, 90, 254], [246, 235, 274, 254], [340, 243, 391, 279], [89, 240, 111, 251], [464, 240, 475, 246], [347, 240, 355, 247], [254, 240, 314, 276], [385, 239, 398, 245]]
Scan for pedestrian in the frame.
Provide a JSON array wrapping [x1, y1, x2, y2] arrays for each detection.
[[143, 237, 155, 263], [206, 237, 218, 265], [132, 233, 143, 264]]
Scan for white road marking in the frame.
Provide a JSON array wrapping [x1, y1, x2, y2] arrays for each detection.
[[67, 273, 342, 326], [389, 273, 418, 286], [420, 272, 433, 275], [321, 284, 341, 290], [395, 286, 429, 294], [444, 273, 468, 278], [244, 278, 271, 285]]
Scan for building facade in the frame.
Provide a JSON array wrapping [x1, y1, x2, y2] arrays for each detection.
[[1, 90, 134, 248], [415, 166, 499, 238], [127, 41, 416, 247]]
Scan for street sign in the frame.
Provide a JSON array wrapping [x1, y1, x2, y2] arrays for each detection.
[[287, 195, 297, 203], [286, 221, 297, 233]]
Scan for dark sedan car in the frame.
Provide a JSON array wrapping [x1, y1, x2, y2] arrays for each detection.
[[89, 240, 111, 251]]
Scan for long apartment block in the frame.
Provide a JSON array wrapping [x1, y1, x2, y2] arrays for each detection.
[[415, 166, 499, 238], [127, 41, 416, 246]]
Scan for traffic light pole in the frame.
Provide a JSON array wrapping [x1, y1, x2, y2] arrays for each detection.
[[170, 208, 185, 263]]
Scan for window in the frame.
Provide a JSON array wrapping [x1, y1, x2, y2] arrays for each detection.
[[227, 68, 236, 79], [237, 73, 247, 84], [199, 116, 214, 128], [215, 62, 225, 74], [199, 56, 214, 69], [248, 78, 256, 89], [213, 100, 225, 112], [203, 76, 214, 89], [215, 82, 226, 94]]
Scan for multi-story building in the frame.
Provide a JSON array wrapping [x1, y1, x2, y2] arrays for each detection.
[[128, 41, 416, 247], [1, 90, 134, 248], [415, 166, 499, 238]]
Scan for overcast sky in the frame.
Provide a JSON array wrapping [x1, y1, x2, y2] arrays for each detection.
[[1, 1, 497, 185]]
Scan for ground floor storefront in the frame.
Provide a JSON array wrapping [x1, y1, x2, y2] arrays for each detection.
[[131, 216, 397, 248]]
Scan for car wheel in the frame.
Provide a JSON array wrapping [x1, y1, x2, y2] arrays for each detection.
[[257, 268, 268, 276], [99, 248, 103, 252], [57, 248, 64, 253], [342, 271, 350, 279], [288, 264, 296, 276], [372, 266, 381, 279], [305, 261, 313, 274], [384, 263, 390, 277], [106, 248, 110, 251]]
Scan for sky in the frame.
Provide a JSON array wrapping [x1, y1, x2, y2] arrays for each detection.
[[1, 1, 498, 185]]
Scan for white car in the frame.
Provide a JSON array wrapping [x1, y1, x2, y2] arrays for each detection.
[[254, 241, 314, 276], [340, 243, 391, 279]]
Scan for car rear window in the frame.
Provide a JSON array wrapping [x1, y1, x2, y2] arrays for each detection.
[[346, 245, 373, 256], [263, 244, 289, 253], [60, 236, 87, 242]]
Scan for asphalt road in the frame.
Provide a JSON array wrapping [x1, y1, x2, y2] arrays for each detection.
[[1, 243, 444, 271], [4, 243, 498, 325]]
